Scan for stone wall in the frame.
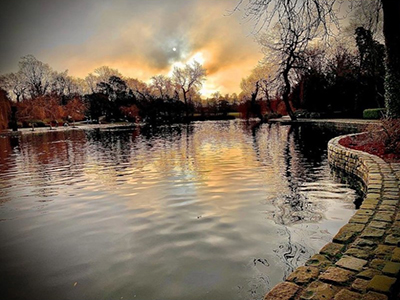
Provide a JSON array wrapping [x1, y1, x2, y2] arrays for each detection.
[[263, 133, 400, 300]]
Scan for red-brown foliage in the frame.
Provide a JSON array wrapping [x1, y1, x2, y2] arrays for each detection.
[[120, 105, 140, 122], [64, 97, 86, 122], [0, 89, 11, 130], [339, 119, 400, 163]]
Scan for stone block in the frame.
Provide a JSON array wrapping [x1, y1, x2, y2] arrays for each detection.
[[373, 212, 394, 223], [369, 221, 389, 229], [388, 223, 400, 236], [361, 291, 388, 300], [300, 281, 339, 300], [352, 238, 377, 250], [363, 199, 379, 206], [381, 200, 398, 207], [320, 243, 344, 258], [392, 247, 400, 262], [384, 234, 400, 246], [333, 289, 361, 300], [335, 255, 367, 272], [360, 203, 378, 210], [370, 259, 387, 271], [357, 268, 382, 279], [374, 245, 395, 260], [360, 227, 385, 239], [355, 209, 374, 216], [334, 224, 365, 244], [286, 266, 319, 285], [345, 248, 370, 259], [305, 254, 332, 271], [382, 261, 400, 277], [351, 278, 369, 293], [378, 205, 395, 211], [367, 275, 397, 294], [349, 215, 370, 224], [264, 282, 300, 300], [319, 267, 355, 285]]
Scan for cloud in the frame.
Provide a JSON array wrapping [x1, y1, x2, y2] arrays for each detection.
[[2, 0, 263, 95]]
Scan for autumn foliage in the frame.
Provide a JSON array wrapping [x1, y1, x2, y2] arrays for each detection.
[[0, 89, 11, 130], [16, 96, 86, 127]]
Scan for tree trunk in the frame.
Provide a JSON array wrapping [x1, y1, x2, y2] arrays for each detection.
[[11, 106, 18, 131], [382, 0, 400, 118], [282, 71, 297, 121], [182, 88, 189, 120]]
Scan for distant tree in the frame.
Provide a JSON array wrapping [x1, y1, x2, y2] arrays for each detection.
[[85, 93, 110, 123], [120, 105, 140, 122], [172, 60, 206, 116], [18, 55, 55, 98], [150, 75, 175, 100], [85, 66, 122, 94], [125, 78, 150, 100], [16, 96, 63, 129], [0, 72, 27, 102], [240, 62, 277, 118], [64, 97, 86, 126]]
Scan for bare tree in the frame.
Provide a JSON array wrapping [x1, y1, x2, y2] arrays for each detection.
[[172, 60, 206, 115], [237, 0, 400, 118], [237, 0, 339, 120], [0, 72, 27, 102], [150, 75, 175, 100], [18, 55, 54, 98], [85, 66, 122, 94]]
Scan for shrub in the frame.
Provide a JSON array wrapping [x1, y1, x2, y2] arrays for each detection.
[[366, 118, 400, 155], [380, 119, 400, 154], [363, 108, 386, 119]]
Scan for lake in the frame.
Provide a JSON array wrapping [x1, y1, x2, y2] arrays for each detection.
[[0, 121, 357, 300]]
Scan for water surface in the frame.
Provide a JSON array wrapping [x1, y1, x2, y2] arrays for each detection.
[[0, 121, 356, 300]]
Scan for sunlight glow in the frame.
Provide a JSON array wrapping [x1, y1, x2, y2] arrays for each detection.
[[188, 52, 205, 65]]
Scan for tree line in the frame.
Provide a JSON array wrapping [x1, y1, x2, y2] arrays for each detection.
[[239, 26, 386, 119], [0, 56, 213, 130]]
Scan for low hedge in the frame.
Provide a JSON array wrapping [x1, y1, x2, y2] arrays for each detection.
[[363, 108, 386, 119]]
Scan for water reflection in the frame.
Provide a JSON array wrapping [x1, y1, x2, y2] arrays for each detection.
[[0, 121, 356, 300]]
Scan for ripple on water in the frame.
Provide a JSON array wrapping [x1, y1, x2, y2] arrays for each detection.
[[0, 122, 357, 300]]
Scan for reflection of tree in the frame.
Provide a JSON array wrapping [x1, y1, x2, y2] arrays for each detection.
[[273, 227, 310, 280], [15, 131, 87, 197], [0, 137, 19, 205]]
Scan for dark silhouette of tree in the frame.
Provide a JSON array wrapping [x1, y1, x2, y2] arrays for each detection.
[[237, 0, 400, 118], [172, 60, 206, 117], [355, 27, 385, 109], [237, 0, 338, 120], [380, 0, 400, 117]]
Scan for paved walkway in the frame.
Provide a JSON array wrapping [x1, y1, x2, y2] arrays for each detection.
[[264, 134, 400, 300]]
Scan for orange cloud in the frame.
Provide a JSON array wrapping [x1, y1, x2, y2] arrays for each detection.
[[40, 0, 263, 96]]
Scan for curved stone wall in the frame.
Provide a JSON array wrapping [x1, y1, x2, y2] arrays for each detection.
[[264, 133, 400, 300]]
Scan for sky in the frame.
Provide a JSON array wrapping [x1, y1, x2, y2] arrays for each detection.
[[0, 0, 264, 97]]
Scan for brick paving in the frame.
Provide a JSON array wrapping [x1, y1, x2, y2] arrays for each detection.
[[264, 133, 400, 300]]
